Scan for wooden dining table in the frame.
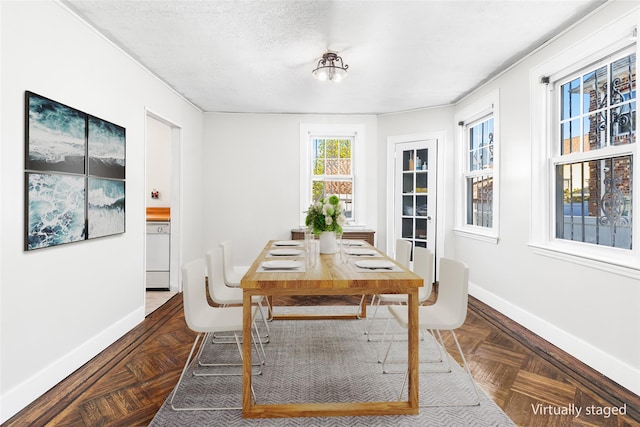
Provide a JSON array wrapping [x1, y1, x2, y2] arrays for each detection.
[[241, 240, 423, 419]]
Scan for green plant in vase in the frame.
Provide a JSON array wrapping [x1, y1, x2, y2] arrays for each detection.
[[305, 194, 346, 235]]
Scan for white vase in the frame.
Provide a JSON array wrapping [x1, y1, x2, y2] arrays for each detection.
[[318, 231, 337, 254]]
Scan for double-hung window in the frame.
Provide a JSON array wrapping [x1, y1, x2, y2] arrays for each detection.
[[299, 124, 365, 226], [530, 16, 638, 272], [455, 90, 500, 242], [554, 51, 635, 250], [466, 117, 495, 228], [311, 136, 354, 219]]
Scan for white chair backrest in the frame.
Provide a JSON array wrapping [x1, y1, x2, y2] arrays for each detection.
[[181, 258, 209, 332], [205, 247, 227, 303], [219, 240, 236, 284], [413, 246, 433, 301], [437, 257, 469, 329], [395, 239, 412, 268]]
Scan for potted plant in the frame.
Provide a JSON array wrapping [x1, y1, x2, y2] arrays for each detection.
[[304, 195, 346, 253]]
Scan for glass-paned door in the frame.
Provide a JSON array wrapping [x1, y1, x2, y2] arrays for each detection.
[[394, 139, 437, 271]]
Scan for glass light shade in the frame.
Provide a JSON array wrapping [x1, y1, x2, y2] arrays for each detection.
[[312, 52, 348, 82], [312, 65, 347, 82]]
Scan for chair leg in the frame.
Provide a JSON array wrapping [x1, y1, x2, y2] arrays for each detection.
[[380, 325, 443, 367], [381, 322, 397, 373], [356, 294, 366, 319], [397, 330, 481, 407], [171, 333, 246, 411], [378, 316, 393, 363], [262, 295, 273, 321], [361, 294, 376, 332], [364, 297, 382, 339], [444, 330, 480, 406], [255, 298, 271, 340], [170, 332, 205, 410], [199, 322, 266, 372], [212, 300, 270, 344], [234, 332, 258, 405], [251, 321, 267, 364]]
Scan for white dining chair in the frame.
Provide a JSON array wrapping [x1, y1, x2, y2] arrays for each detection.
[[394, 238, 412, 268], [220, 240, 273, 320], [170, 258, 264, 411], [381, 257, 480, 407], [363, 239, 421, 339], [219, 240, 248, 287], [206, 247, 270, 342]]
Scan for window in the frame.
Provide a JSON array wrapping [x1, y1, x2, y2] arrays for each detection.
[[454, 90, 499, 242], [299, 124, 365, 226], [553, 51, 635, 250], [311, 137, 354, 219], [466, 117, 495, 228], [530, 15, 638, 272]]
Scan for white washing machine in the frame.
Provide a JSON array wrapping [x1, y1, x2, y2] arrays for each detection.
[[146, 221, 170, 290]]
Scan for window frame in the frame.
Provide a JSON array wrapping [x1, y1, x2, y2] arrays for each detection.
[[454, 89, 500, 243], [310, 135, 355, 219], [299, 123, 366, 227], [530, 15, 639, 276]]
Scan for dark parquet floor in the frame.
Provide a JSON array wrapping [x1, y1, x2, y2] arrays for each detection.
[[4, 291, 639, 427]]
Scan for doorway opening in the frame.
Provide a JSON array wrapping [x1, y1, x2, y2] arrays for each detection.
[[145, 111, 181, 315]]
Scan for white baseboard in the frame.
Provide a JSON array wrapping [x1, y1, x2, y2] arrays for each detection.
[[0, 307, 144, 423], [469, 282, 640, 396]]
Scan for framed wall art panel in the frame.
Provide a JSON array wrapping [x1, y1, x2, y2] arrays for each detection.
[[88, 115, 125, 180], [87, 177, 125, 239], [24, 91, 126, 250], [25, 172, 86, 251], [25, 91, 87, 175]]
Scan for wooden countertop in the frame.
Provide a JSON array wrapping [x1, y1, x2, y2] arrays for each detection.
[[146, 207, 170, 222]]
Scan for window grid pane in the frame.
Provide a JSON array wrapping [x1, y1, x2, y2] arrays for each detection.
[[560, 53, 636, 155], [311, 137, 354, 219], [556, 156, 632, 249], [468, 119, 494, 171], [466, 176, 493, 227]]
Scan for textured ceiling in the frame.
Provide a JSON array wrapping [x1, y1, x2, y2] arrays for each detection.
[[62, 0, 607, 114]]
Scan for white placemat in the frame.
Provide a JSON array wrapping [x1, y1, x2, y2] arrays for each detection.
[[257, 260, 305, 273], [344, 248, 380, 257], [272, 240, 303, 247], [351, 259, 404, 272], [267, 248, 305, 258], [341, 240, 366, 246]]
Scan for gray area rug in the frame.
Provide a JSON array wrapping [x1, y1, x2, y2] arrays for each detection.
[[151, 306, 515, 426]]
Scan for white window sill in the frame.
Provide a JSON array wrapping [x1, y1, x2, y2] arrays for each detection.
[[528, 243, 640, 279], [453, 228, 499, 244]]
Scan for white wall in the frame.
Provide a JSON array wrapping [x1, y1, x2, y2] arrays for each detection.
[[202, 113, 378, 266], [0, 1, 204, 421], [382, 2, 640, 395], [146, 116, 172, 208]]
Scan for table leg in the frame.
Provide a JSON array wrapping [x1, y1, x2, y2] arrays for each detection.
[[360, 295, 367, 318], [267, 295, 274, 320], [407, 288, 419, 410], [242, 291, 253, 416]]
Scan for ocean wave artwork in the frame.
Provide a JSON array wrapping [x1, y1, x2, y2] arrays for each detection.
[[26, 172, 86, 250], [88, 178, 125, 239], [24, 92, 127, 250], [88, 116, 125, 179], [26, 92, 86, 174]]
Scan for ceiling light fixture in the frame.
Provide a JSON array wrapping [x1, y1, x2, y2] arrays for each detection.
[[312, 52, 349, 82]]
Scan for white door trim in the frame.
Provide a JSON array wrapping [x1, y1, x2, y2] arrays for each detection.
[[386, 132, 445, 277]]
